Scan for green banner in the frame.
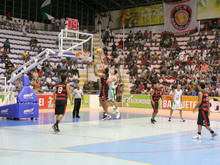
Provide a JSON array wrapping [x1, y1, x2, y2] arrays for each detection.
[[0, 95, 4, 105], [67, 95, 90, 108], [123, 94, 157, 108]]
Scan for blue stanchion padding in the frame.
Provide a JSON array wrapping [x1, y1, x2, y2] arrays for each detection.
[[0, 103, 39, 118], [22, 75, 30, 86], [17, 87, 38, 103]]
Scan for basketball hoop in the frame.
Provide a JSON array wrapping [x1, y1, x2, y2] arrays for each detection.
[[58, 29, 93, 58]]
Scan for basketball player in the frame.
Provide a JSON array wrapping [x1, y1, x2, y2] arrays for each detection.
[[52, 74, 72, 132], [150, 82, 162, 124], [93, 48, 111, 120], [168, 84, 185, 122], [192, 82, 217, 139], [107, 67, 120, 119]]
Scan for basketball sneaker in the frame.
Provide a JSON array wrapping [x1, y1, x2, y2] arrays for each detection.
[[102, 113, 111, 120], [151, 118, 156, 124], [181, 119, 185, 122], [211, 132, 217, 139], [116, 111, 120, 119], [52, 124, 60, 132], [192, 134, 202, 139]]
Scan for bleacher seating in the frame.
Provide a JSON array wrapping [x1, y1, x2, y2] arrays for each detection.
[[93, 30, 220, 95], [0, 28, 88, 92]]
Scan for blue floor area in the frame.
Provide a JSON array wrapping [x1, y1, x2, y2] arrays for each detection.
[[0, 111, 146, 127], [0, 110, 220, 165], [65, 130, 220, 165]]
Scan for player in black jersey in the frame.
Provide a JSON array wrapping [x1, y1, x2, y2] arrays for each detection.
[[94, 48, 111, 120], [150, 82, 162, 124], [52, 74, 72, 132], [192, 82, 217, 139]]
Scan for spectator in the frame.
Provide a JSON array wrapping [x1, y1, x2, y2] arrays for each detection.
[[33, 79, 41, 92], [30, 37, 38, 50], [46, 75, 53, 89], [201, 62, 209, 73], [38, 69, 44, 78], [109, 30, 114, 42], [72, 60, 80, 78], [3, 39, 11, 52], [151, 33, 157, 46], [112, 42, 117, 52], [152, 51, 159, 64], [30, 21, 36, 33], [37, 45, 43, 54], [5, 59, 14, 70], [22, 22, 27, 35], [83, 82, 90, 92], [0, 48, 8, 62], [22, 50, 30, 62], [32, 69, 39, 81]]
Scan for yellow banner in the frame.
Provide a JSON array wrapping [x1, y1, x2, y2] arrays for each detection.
[[197, 0, 220, 20], [118, 4, 164, 28]]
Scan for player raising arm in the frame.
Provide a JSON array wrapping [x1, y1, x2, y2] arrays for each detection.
[[93, 48, 111, 120]]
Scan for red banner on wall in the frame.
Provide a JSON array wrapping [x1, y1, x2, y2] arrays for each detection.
[[38, 95, 54, 109]]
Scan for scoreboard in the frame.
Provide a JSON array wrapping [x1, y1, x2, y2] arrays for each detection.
[[66, 18, 79, 31]]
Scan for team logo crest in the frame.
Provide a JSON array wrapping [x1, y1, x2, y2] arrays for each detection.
[[171, 5, 192, 30]]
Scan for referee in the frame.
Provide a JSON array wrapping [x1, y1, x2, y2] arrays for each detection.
[[72, 83, 84, 118]]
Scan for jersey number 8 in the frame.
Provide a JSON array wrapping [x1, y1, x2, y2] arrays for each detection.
[[57, 87, 63, 93]]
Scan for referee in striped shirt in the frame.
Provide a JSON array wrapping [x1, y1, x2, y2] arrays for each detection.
[[72, 83, 84, 118]]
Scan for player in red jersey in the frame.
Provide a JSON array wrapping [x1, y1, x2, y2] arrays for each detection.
[[150, 82, 162, 124], [192, 82, 217, 139], [52, 74, 72, 132]]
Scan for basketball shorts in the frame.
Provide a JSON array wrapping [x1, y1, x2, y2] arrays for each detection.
[[151, 101, 159, 113], [171, 102, 182, 110], [99, 86, 109, 101], [55, 103, 67, 115], [197, 110, 210, 126], [108, 88, 117, 102]]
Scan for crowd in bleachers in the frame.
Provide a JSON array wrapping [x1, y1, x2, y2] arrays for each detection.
[[102, 25, 220, 97], [1, 13, 220, 97], [0, 15, 37, 34]]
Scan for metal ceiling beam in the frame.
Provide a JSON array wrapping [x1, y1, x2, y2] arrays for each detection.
[[94, 0, 108, 10], [78, 0, 95, 11], [127, 0, 137, 6], [110, 0, 121, 8]]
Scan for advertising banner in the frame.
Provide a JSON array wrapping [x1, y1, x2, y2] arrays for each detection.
[[118, 4, 164, 28], [197, 0, 220, 20], [210, 97, 220, 113], [0, 95, 4, 105], [96, 4, 163, 29], [96, 0, 219, 30], [122, 94, 157, 108], [0, 94, 90, 110], [38, 95, 54, 109], [162, 95, 198, 111], [66, 95, 90, 108]]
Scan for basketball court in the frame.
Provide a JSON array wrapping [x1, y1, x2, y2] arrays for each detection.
[[1, 108, 220, 165]]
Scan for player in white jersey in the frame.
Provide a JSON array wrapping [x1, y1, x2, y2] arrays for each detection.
[[107, 67, 120, 119], [168, 84, 185, 122]]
